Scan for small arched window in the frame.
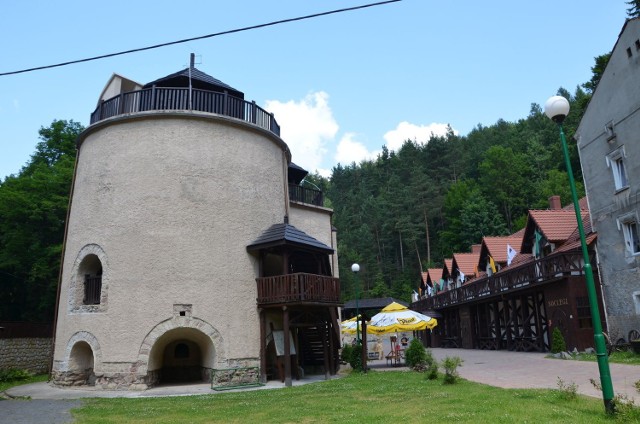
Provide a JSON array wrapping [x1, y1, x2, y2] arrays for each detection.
[[80, 254, 103, 305]]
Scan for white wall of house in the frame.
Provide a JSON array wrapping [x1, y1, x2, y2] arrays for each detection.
[[577, 18, 640, 340], [289, 202, 339, 278]]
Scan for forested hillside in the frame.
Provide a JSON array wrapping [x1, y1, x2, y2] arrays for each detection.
[[321, 86, 593, 305], [0, 120, 83, 322]]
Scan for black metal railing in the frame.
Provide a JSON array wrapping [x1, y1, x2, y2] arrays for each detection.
[[83, 275, 102, 305], [90, 87, 280, 136], [288, 184, 324, 207], [413, 251, 592, 311]]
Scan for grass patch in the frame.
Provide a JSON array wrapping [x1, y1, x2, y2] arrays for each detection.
[[71, 371, 638, 423], [0, 373, 48, 393], [574, 351, 640, 365]]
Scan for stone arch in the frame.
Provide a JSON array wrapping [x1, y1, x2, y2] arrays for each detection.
[[136, 317, 225, 385], [56, 331, 102, 386], [68, 244, 109, 313]]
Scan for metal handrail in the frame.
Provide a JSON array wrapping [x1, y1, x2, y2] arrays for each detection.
[[90, 87, 280, 136]]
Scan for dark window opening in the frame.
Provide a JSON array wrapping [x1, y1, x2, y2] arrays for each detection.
[[627, 47, 633, 58]]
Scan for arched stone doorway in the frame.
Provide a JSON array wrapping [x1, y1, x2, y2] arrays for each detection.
[[146, 327, 216, 386]]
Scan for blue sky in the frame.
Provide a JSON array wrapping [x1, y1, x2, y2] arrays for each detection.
[[0, 1, 629, 179]]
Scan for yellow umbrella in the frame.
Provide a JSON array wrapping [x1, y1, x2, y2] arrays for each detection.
[[367, 302, 437, 335]]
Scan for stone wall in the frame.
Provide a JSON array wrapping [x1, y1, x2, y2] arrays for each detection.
[[0, 338, 52, 374]]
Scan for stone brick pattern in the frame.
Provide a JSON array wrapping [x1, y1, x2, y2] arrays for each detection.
[[0, 338, 51, 374]]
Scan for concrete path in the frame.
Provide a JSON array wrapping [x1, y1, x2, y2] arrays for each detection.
[[428, 348, 640, 402]]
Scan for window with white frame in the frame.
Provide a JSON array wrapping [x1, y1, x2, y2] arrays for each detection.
[[618, 212, 640, 255], [606, 146, 629, 191]]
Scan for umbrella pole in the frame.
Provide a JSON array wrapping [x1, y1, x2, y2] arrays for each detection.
[[362, 319, 368, 373]]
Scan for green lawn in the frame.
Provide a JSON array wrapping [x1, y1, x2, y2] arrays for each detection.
[[70, 371, 639, 423], [576, 350, 640, 365]]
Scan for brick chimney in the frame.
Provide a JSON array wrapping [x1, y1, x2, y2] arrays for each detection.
[[549, 195, 561, 210], [471, 244, 481, 254]]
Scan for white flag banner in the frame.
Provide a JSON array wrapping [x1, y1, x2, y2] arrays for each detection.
[[507, 244, 517, 266], [458, 268, 465, 282]]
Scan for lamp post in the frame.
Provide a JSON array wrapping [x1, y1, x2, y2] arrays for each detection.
[[351, 263, 360, 342], [544, 95, 615, 414]]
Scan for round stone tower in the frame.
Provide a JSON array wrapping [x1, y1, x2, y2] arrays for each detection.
[[51, 67, 299, 389]]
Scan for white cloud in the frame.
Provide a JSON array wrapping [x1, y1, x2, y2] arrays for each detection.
[[383, 121, 456, 152], [264, 91, 338, 176], [334, 132, 381, 166]]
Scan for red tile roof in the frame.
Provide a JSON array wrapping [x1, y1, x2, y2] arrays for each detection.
[[482, 235, 524, 263], [444, 259, 453, 273], [527, 209, 588, 242], [452, 252, 480, 277], [427, 268, 442, 283]]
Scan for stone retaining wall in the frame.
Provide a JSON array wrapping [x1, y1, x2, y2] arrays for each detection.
[[0, 338, 52, 374]]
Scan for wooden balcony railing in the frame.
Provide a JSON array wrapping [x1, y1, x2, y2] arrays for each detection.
[[256, 273, 340, 305], [90, 87, 280, 136], [413, 251, 593, 311], [288, 184, 323, 207]]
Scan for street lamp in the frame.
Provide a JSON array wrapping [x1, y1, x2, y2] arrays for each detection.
[[544, 95, 615, 414], [351, 263, 360, 342]]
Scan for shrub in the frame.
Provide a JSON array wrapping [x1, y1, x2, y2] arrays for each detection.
[[441, 356, 463, 384], [344, 342, 363, 372], [0, 368, 32, 383], [404, 338, 427, 370], [426, 361, 439, 380], [341, 344, 353, 364], [551, 327, 567, 353]]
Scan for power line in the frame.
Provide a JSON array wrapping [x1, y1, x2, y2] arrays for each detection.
[[0, 0, 401, 77]]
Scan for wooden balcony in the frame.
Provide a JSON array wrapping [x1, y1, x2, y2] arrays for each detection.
[[413, 251, 593, 311], [256, 273, 340, 306], [90, 87, 280, 136], [288, 184, 324, 207]]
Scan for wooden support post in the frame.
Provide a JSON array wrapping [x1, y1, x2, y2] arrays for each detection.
[[328, 319, 335, 375], [283, 306, 292, 387], [259, 308, 266, 383], [322, 323, 330, 380]]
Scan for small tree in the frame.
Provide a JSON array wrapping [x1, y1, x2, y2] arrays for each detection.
[[551, 327, 567, 353], [405, 338, 427, 369]]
